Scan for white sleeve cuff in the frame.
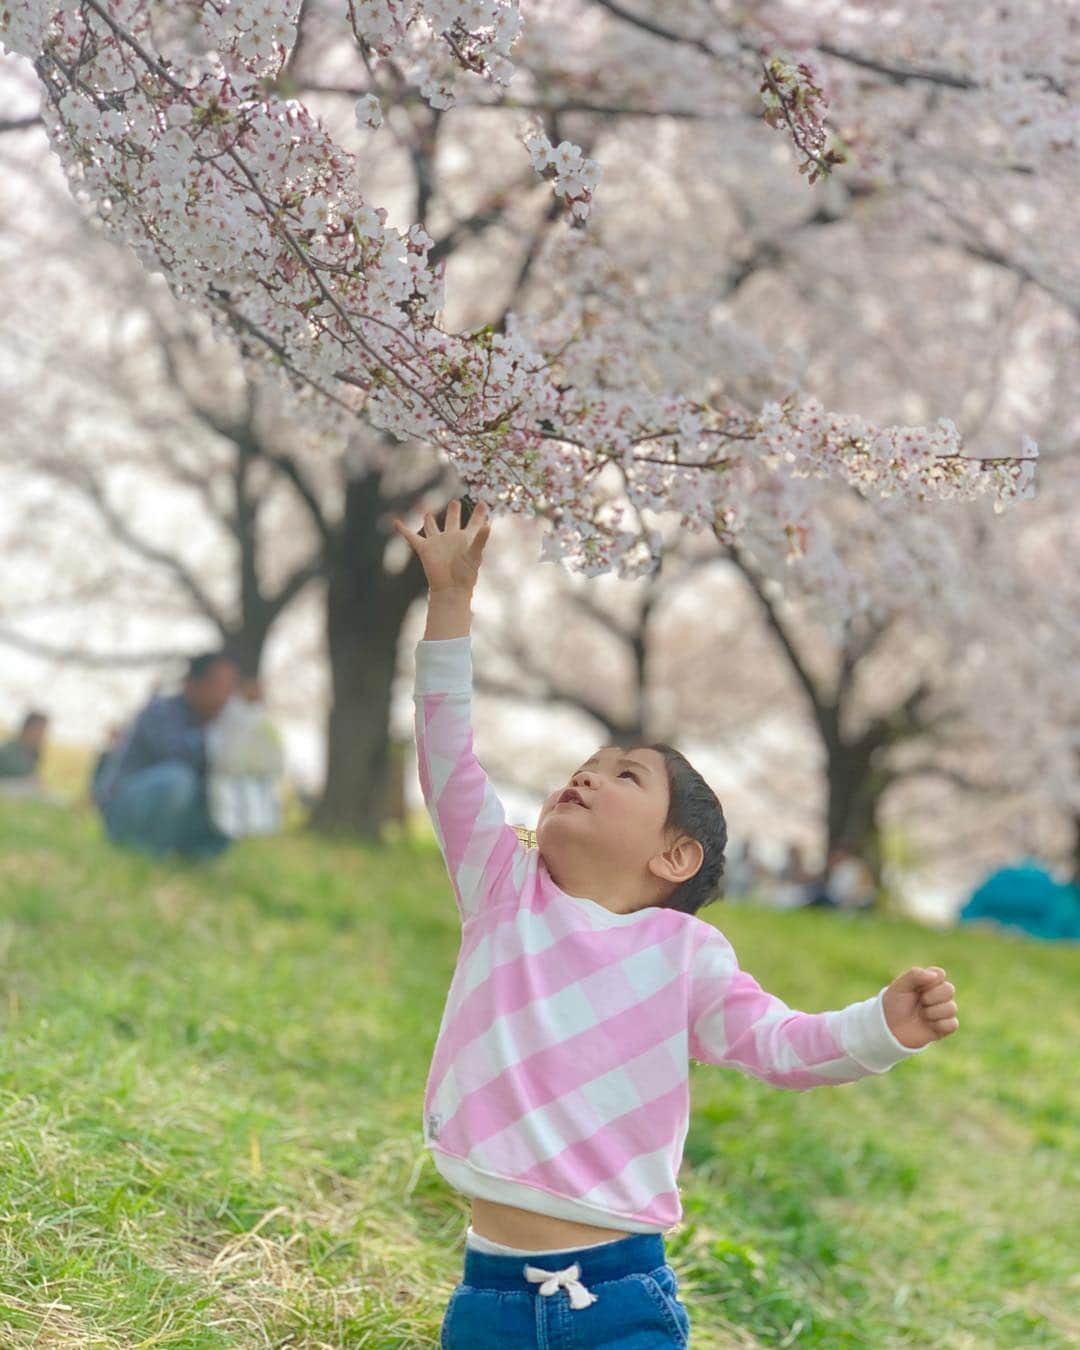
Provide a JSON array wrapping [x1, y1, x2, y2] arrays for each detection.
[[838, 987, 931, 1074], [415, 637, 473, 695]]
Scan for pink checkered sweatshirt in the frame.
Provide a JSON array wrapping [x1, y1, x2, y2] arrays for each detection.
[[414, 637, 928, 1233]]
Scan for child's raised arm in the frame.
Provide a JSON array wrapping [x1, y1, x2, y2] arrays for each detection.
[[394, 499, 526, 924]]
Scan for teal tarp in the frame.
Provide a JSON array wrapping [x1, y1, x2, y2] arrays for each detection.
[[959, 862, 1080, 941]]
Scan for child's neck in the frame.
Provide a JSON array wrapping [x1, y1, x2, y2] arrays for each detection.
[[541, 853, 656, 916]]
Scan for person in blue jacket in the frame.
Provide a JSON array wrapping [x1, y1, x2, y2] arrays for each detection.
[[95, 652, 238, 860]]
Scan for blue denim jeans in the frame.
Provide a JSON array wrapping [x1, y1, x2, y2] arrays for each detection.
[[104, 762, 230, 860], [440, 1232, 690, 1348]]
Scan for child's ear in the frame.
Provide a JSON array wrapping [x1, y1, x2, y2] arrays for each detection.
[[648, 835, 704, 887]]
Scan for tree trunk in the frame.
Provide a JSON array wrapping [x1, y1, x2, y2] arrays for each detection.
[[311, 601, 402, 836], [309, 471, 427, 837], [224, 610, 273, 681], [1071, 814, 1080, 891], [824, 739, 887, 896]]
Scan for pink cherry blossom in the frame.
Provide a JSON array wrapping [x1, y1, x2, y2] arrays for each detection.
[[2, 0, 1052, 590]]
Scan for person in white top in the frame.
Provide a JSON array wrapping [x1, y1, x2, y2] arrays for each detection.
[[205, 677, 285, 838]]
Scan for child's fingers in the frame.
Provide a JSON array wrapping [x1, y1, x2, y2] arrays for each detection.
[[920, 982, 955, 1006], [446, 498, 462, 531], [393, 518, 425, 551], [423, 510, 440, 537], [467, 520, 491, 562], [924, 1000, 958, 1021], [465, 499, 489, 536], [894, 966, 943, 994]]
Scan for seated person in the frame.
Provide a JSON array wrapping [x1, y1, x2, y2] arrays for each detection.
[[206, 677, 285, 838], [89, 723, 125, 806], [771, 841, 814, 910], [807, 847, 876, 911], [95, 652, 238, 859], [0, 710, 50, 796]]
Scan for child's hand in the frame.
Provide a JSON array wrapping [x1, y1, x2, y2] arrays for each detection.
[[882, 967, 959, 1049], [393, 498, 491, 595]]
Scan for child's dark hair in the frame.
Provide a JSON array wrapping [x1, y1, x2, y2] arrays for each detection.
[[647, 743, 727, 915]]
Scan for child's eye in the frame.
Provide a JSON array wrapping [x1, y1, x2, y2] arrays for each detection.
[[619, 769, 639, 782]]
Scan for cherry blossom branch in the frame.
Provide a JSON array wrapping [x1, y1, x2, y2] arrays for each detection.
[[816, 40, 1066, 99], [592, 0, 843, 180], [758, 56, 845, 184], [302, 81, 715, 120], [815, 42, 977, 93], [3, 0, 1041, 590], [590, 0, 716, 59]]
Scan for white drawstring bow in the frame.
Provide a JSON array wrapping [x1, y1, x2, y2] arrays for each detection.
[[523, 1261, 598, 1310]]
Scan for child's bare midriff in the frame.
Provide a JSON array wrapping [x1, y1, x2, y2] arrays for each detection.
[[471, 1198, 633, 1249]]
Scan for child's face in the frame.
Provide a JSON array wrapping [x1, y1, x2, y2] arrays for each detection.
[[536, 746, 675, 893]]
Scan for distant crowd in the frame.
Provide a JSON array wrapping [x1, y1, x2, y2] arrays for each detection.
[[723, 836, 1080, 940], [0, 651, 284, 859], [724, 839, 878, 913]]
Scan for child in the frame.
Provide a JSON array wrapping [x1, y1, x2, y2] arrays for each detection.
[[394, 500, 960, 1349]]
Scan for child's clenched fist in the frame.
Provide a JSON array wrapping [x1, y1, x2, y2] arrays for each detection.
[[883, 967, 959, 1049]]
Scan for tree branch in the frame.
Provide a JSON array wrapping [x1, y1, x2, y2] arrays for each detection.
[[477, 610, 631, 738], [566, 588, 634, 644], [150, 314, 250, 446], [64, 466, 231, 633], [927, 231, 1080, 324], [0, 115, 43, 134], [591, 0, 719, 60], [0, 624, 185, 668], [409, 106, 441, 227], [473, 670, 623, 741], [856, 679, 934, 759], [725, 544, 829, 734], [814, 42, 976, 92], [261, 449, 334, 546], [268, 556, 324, 612], [428, 174, 543, 270], [889, 761, 997, 794], [381, 464, 451, 519], [298, 81, 718, 120], [497, 189, 565, 322], [835, 614, 889, 703], [817, 41, 1064, 97]]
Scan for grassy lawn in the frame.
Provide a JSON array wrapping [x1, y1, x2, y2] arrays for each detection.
[[0, 798, 1077, 1347]]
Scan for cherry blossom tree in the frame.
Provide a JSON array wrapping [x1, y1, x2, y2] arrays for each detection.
[[468, 504, 988, 896], [0, 82, 540, 832], [455, 118, 1080, 900], [0, 0, 1046, 591], [4, 1, 1077, 851], [0, 130, 433, 826], [469, 478, 1079, 905], [953, 449, 1080, 887], [0, 145, 325, 675]]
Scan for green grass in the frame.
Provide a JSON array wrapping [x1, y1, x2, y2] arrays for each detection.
[[0, 799, 1077, 1348]]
